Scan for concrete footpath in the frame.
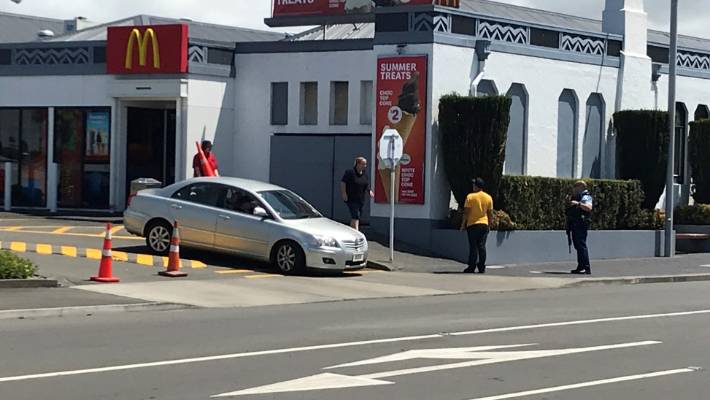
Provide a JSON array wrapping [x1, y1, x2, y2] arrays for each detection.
[[367, 241, 710, 279], [1, 229, 709, 319]]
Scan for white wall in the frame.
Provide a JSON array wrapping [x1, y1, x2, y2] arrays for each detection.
[[234, 50, 375, 182], [186, 78, 234, 179], [0, 75, 113, 106]]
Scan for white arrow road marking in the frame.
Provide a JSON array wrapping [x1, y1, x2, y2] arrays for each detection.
[[211, 341, 660, 397], [467, 368, 700, 400], [2, 309, 708, 384], [326, 344, 536, 369]]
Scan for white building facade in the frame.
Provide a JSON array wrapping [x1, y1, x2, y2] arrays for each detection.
[[0, 0, 708, 247]]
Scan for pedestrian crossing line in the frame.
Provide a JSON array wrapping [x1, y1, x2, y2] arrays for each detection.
[[60, 246, 78, 257], [244, 274, 281, 279], [36, 244, 53, 255], [52, 227, 72, 234], [10, 242, 26, 252], [4, 227, 22, 232]]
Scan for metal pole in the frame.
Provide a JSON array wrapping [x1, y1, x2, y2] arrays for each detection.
[[389, 168, 395, 262], [388, 137, 396, 262], [664, 0, 679, 258], [4, 162, 11, 211]]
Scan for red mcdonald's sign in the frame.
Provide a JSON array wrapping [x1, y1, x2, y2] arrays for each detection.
[[107, 24, 189, 74]]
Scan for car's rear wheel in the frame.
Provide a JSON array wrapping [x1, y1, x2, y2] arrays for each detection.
[[273, 241, 305, 275], [146, 220, 172, 255]]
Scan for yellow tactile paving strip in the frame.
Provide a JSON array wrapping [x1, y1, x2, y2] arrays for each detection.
[[0, 240, 208, 269]]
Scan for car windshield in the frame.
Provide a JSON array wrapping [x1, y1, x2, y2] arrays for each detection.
[[258, 190, 322, 220]]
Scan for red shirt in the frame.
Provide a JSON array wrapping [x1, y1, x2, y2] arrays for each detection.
[[193, 152, 219, 177]]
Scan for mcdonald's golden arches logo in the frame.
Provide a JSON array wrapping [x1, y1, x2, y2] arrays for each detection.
[[107, 24, 189, 74], [125, 28, 160, 69]]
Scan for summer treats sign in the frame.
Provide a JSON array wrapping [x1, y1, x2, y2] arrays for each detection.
[[272, 0, 459, 17], [375, 55, 428, 205]]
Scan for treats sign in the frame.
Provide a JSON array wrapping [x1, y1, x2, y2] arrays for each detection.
[[374, 55, 428, 205]]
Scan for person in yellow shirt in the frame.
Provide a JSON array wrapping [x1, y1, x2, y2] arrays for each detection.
[[460, 178, 494, 273]]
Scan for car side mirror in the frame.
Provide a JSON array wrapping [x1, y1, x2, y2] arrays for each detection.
[[254, 207, 269, 218]]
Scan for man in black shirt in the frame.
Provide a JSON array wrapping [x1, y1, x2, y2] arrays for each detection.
[[341, 157, 373, 231]]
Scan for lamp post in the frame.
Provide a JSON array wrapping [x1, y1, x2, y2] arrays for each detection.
[[664, 0, 679, 257]]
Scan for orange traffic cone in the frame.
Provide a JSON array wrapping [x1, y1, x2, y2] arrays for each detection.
[[91, 223, 120, 283], [159, 222, 188, 278]]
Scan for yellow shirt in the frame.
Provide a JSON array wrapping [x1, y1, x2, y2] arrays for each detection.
[[464, 191, 493, 227]]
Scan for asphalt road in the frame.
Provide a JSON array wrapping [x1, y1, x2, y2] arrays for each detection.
[[1, 281, 709, 400]]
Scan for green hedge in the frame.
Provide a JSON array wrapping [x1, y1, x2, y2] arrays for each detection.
[[689, 120, 710, 204], [440, 94, 511, 207], [0, 251, 37, 280], [613, 110, 669, 209], [497, 175, 649, 230], [675, 204, 710, 225]]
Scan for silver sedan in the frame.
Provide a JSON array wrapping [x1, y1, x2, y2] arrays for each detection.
[[124, 177, 368, 274]]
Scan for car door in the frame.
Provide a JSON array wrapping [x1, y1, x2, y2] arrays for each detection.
[[214, 186, 273, 259], [169, 182, 221, 247]]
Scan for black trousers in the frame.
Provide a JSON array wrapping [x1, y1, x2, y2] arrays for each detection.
[[466, 224, 489, 270], [571, 223, 591, 271]]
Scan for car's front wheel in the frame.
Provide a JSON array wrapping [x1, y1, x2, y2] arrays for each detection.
[[145, 220, 172, 255], [273, 241, 305, 275]]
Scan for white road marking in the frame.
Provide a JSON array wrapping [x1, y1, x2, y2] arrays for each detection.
[[212, 341, 661, 397], [700, 265, 710, 268], [467, 368, 699, 400], [1, 309, 709, 383]]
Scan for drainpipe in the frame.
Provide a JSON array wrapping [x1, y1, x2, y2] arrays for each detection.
[[471, 40, 492, 96]]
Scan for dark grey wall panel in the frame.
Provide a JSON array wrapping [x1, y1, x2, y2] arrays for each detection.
[[505, 83, 527, 175], [557, 89, 577, 178], [332, 135, 372, 224], [582, 93, 604, 178], [270, 136, 335, 217]]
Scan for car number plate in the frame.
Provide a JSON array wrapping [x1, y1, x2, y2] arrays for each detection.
[[353, 253, 365, 262]]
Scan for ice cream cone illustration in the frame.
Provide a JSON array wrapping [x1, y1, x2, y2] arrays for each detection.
[[380, 72, 422, 203]]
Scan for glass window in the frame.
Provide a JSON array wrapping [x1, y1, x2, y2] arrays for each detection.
[[221, 187, 261, 215], [259, 190, 321, 220], [330, 81, 349, 126], [18, 109, 48, 207], [0, 109, 48, 208], [172, 183, 221, 207], [360, 81, 373, 125], [55, 108, 111, 209], [300, 82, 318, 125], [271, 82, 288, 126]]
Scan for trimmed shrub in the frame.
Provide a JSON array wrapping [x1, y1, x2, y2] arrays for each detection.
[[675, 204, 710, 225], [689, 120, 710, 204], [497, 175, 647, 230], [0, 251, 37, 280], [613, 110, 669, 209], [440, 94, 511, 207], [447, 209, 516, 231]]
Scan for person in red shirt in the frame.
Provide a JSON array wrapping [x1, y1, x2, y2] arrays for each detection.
[[193, 140, 220, 177]]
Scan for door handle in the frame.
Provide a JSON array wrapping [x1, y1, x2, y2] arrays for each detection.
[[171, 204, 183, 210], [219, 214, 231, 220]]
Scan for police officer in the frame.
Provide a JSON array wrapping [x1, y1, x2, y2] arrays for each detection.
[[568, 181, 593, 274]]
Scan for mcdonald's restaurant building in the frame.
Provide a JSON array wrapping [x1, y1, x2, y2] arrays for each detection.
[[2, 0, 710, 255]]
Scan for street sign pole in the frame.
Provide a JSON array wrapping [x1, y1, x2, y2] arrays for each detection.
[[389, 136, 396, 262], [665, 0, 679, 258], [379, 128, 403, 264]]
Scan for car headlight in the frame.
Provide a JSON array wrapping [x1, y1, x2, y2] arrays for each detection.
[[312, 235, 340, 249]]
